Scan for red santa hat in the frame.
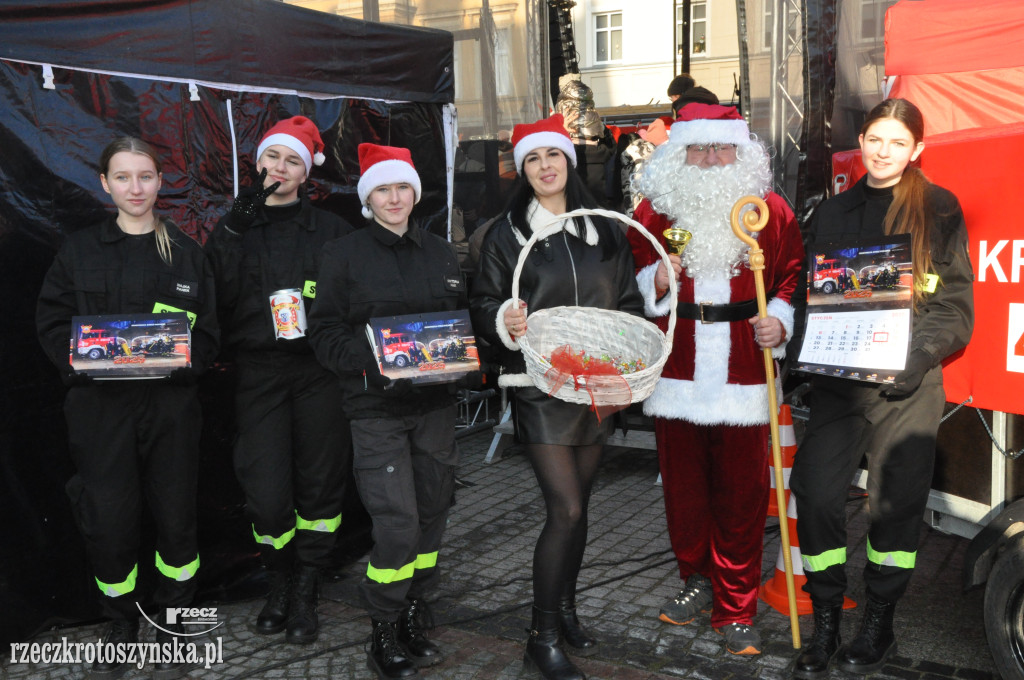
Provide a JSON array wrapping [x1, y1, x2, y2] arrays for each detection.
[[356, 143, 422, 219], [668, 103, 751, 148], [511, 114, 577, 172], [257, 116, 326, 174]]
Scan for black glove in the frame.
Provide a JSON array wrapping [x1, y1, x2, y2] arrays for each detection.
[[225, 168, 280, 233], [383, 378, 414, 397], [454, 370, 484, 391], [881, 350, 933, 399], [166, 367, 198, 386], [60, 370, 94, 388]]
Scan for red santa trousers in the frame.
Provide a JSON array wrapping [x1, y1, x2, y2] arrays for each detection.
[[655, 417, 769, 627]]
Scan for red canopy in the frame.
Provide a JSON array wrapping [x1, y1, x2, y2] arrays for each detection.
[[883, 0, 1024, 414], [886, 0, 1024, 137]]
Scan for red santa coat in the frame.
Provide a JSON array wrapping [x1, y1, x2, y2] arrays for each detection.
[[629, 192, 804, 426]]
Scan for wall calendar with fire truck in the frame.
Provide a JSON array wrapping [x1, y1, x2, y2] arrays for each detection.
[[794, 236, 913, 383]]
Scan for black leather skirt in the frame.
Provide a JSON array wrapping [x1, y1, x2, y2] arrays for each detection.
[[512, 386, 613, 446]]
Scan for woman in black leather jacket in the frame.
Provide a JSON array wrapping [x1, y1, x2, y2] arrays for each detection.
[[470, 114, 643, 680]]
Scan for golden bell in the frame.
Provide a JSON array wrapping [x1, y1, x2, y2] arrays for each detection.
[[663, 227, 692, 255]]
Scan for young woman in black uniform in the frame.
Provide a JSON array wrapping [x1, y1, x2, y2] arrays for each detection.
[[790, 98, 974, 678], [205, 116, 353, 645], [36, 137, 219, 679], [309, 143, 470, 680], [470, 114, 644, 680]]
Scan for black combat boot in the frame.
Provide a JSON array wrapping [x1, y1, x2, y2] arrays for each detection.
[[153, 617, 188, 680], [368, 618, 419, 679], [558, 594, 597, 654], [523, 606, 586, 680], [397, 598, 444, 667], [255, 568, 291, 635], [285, 564, 319, 644], [837, 598, 897, 673], [89, 617, 138, 679], [793, 604, 842, 679]]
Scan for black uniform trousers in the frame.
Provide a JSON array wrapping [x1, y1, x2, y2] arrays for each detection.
[[64, 381, 201, 619], [790, 365, 944, 606], [233, 352, 350, 570], [350, 404, 459, 621]]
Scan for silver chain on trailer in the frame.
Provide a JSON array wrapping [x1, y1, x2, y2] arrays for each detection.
[[941, 396, 1024, 460]]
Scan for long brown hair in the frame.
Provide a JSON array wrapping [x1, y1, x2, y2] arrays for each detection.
[[861, 98, 931, 306], [99, 137, 173, 265]]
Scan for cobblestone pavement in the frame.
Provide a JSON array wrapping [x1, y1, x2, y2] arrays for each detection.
[[2, 429, 997, 679]]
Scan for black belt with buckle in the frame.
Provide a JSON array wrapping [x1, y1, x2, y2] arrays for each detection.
[[677, 298, 761, 324]]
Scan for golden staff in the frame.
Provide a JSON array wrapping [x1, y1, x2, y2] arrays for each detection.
[[730, 195, 801, 649]]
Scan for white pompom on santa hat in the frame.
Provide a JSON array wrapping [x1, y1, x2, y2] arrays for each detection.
[[511, 113, 578, 172], [668, 103, 752, 148], [256, 116, 327, 175], [357, 143, 422, 219]]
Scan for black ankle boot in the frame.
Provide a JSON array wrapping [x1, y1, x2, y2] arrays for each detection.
[[285, 564, 319, 644], [153, 618, 188, 680], [524, 606, 586, 680], [368, 619, 419, 679], [90, 617, 138, 678], [793, 605, 842, 679], [255, 569, 292, 635], [837, 598, 897, 673], [397, 598, 443, 667], [558, 595, 597, 654]]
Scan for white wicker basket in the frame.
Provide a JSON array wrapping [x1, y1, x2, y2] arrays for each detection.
[[510, 208, 678, 405]]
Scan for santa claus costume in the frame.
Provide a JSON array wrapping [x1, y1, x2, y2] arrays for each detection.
[[627, 103, 804, 654]]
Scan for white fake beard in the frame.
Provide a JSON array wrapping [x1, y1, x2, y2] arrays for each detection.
[[636, 143, 773, 279]]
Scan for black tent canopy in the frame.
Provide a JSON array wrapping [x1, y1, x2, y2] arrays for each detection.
[[0, 0, 455, 649]]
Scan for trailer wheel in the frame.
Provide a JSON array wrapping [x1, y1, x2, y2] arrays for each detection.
[[985, 534, 1024, 680]]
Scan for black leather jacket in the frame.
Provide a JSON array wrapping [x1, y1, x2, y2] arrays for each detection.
[[470, 211, 644, 376]]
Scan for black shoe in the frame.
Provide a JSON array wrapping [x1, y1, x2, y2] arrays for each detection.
[[286, 564, 319, 644], [837, 598, 897, 674], [89, 617, 138, 679], [152, 619, 188, 680], [368, 619, 419, 679], [523, 606, 586, 680], [397, 598, 444, 667], [558, 595, 597, 655], [255, 569, 292, 635], [793, 605, 842, 679]]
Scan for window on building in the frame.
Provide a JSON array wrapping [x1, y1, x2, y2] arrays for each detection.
[[691, 2, 706, 55], [595, 11, 622, 63], [495, 28, 512, 96], [763, 1, 800, 51], [861, 0, 896, 41], [676, 2, 707, 58]]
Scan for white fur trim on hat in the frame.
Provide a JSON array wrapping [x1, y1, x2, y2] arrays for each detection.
[[667, 118, 751, 148], [357, 159, 422, 216], [514, 131, 577, 171], [258, 133, 316, 174]]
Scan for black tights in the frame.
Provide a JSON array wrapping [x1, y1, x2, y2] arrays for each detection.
[[525, 443, 604, 611]]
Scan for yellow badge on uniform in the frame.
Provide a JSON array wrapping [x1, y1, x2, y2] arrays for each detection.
[[916, 273, 939, 294], [303, 280, 317, 298]]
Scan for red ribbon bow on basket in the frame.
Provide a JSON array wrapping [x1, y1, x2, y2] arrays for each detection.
[[541, 345, 633, 422]]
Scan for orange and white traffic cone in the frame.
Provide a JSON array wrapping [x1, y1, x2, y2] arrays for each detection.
[[760, 494, 856, 616], [766, 404, 797, 518]]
